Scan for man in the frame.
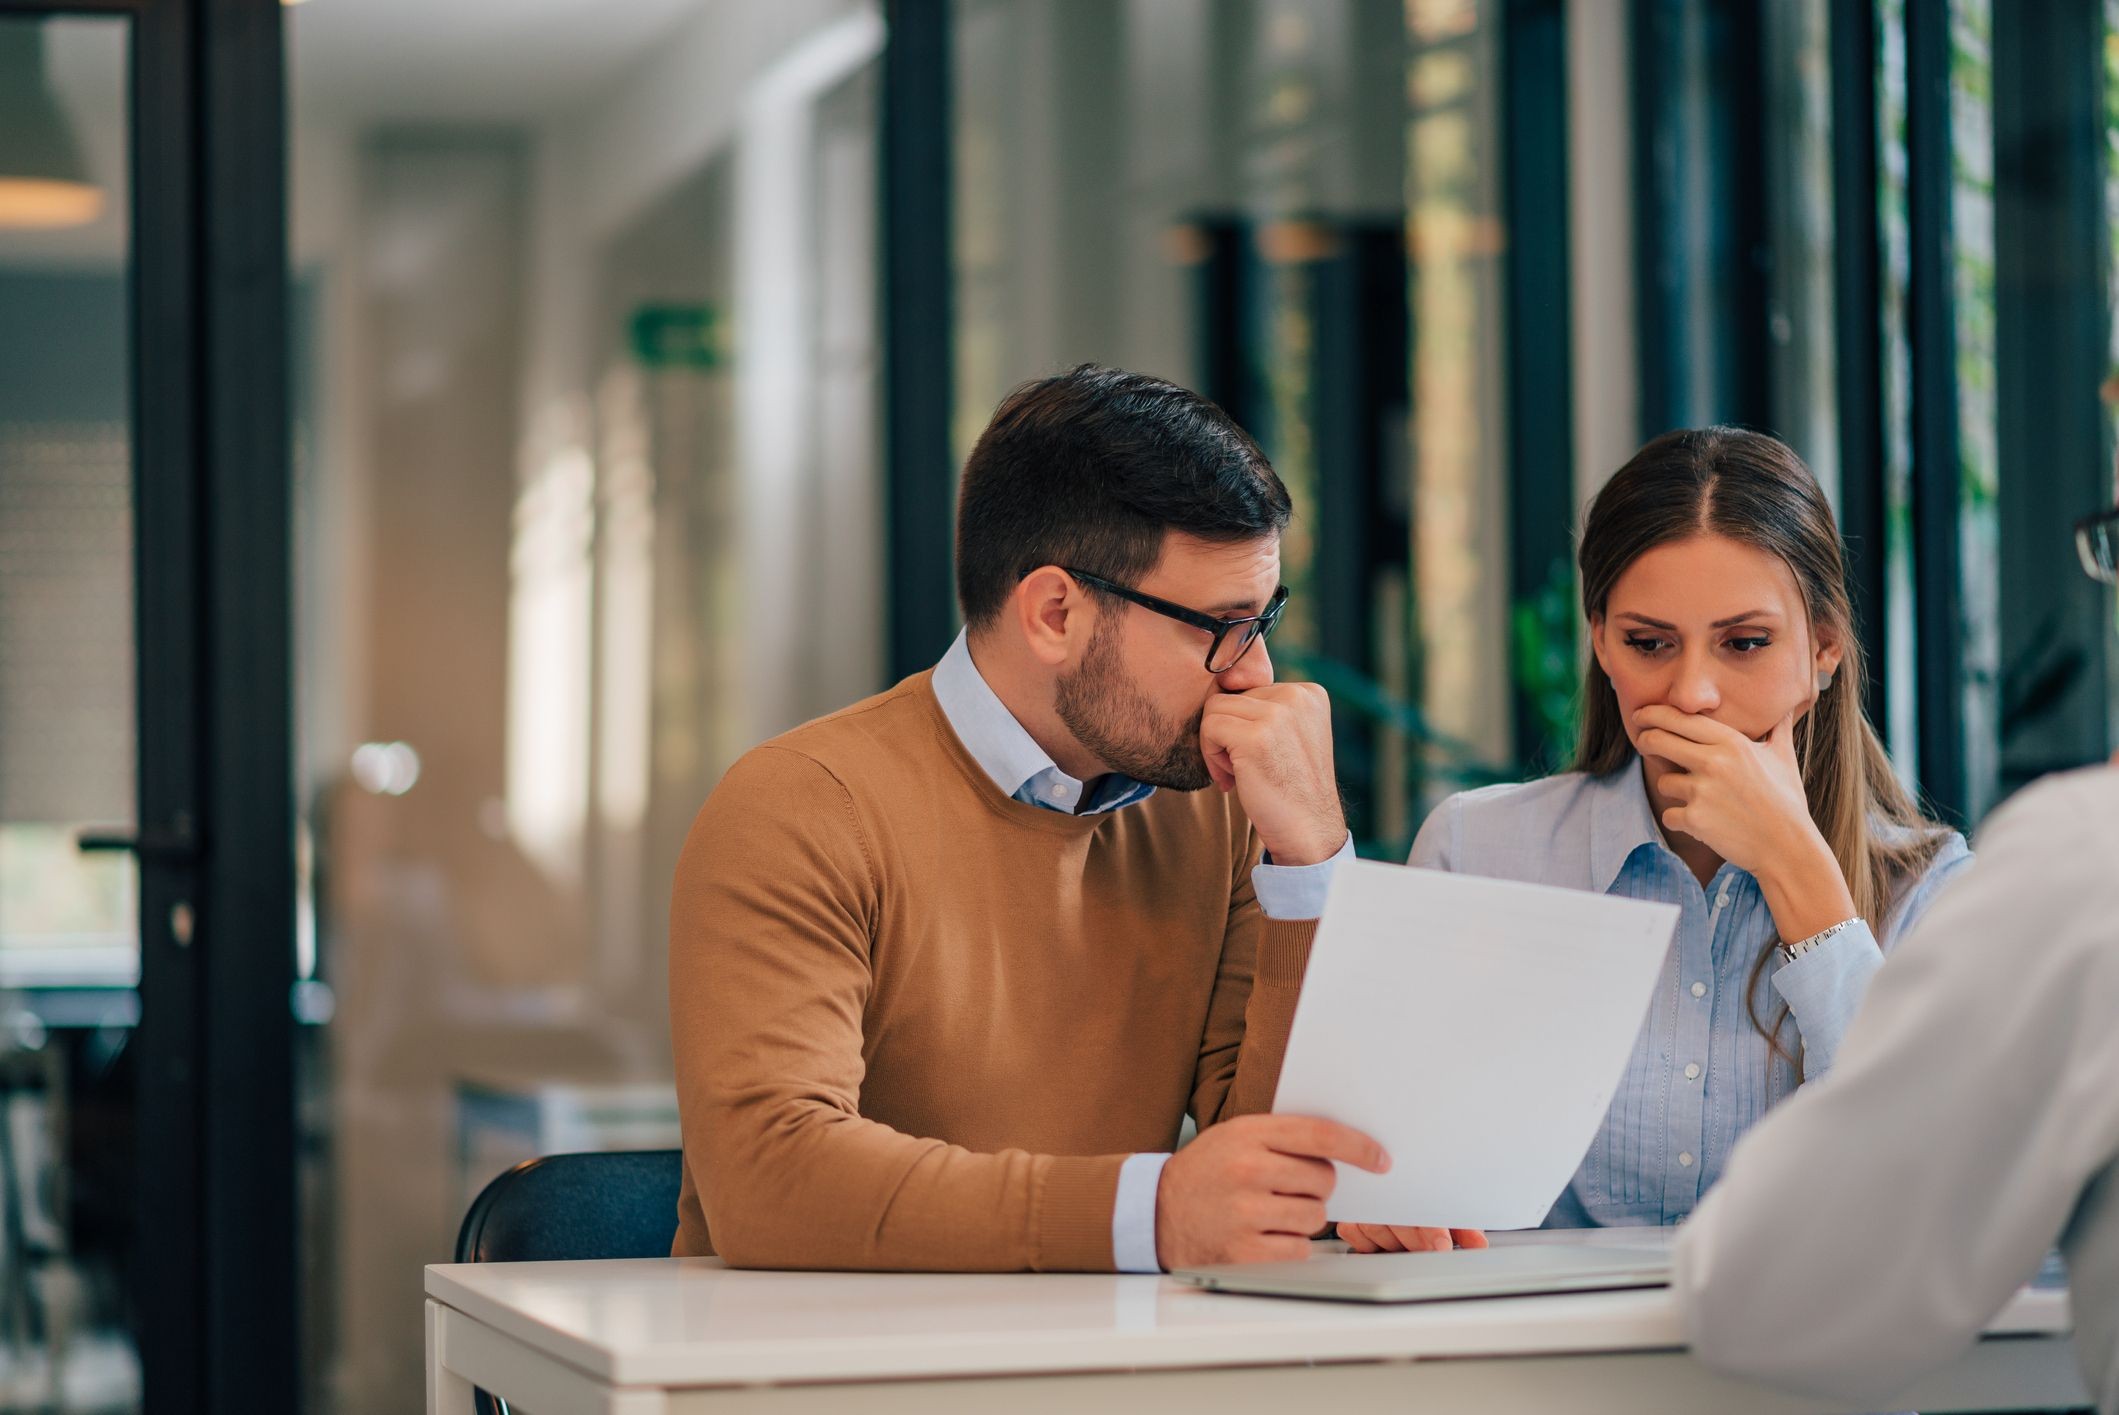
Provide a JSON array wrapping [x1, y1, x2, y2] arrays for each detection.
[[1674, 497, 2119, 1413], [669, 364, 1471, 1272]]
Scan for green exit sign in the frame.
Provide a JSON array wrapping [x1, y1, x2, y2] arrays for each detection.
[[630, 304, 724, 369]]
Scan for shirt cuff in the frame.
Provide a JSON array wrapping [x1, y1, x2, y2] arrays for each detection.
[[1252, 834, 1355, 920], [1111, 1152, 1171, 1273], [1769, 918, 1884, 1076]]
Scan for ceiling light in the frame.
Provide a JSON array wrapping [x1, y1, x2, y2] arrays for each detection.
[[0, 26, 103, 231]]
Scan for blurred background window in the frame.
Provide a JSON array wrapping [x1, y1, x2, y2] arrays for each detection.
[[0, 14, 141, 1411], [284, 1, 883, 1409], [955, 0, 1529, 857]]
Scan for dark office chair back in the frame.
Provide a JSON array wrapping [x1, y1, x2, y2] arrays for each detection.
[[453, 1149, 685, 1415], [454, 1148, 684, 1264]]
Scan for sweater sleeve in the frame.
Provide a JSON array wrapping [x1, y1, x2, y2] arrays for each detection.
[[1189, 821, 1318, 1127], [669, 747, 1126, 1272]]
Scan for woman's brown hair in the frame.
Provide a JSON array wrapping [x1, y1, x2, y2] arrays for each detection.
[[1574, 426, 1950, 1066]]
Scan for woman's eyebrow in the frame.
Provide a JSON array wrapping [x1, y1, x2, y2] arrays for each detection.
[[1616, 609, 1781, 630]]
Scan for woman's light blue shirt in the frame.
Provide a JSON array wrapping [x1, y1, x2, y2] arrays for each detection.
[[1409, 759, 1971, 1229]]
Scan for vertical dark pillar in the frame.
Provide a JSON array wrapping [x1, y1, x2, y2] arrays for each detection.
[[1504, 0, 1576, 771], [197, 0, 297, 1409], [1310, 226, 1410, 839], [1630, 0, 1771, 438], [1831, 0, 1891, 732], [883, 0, 958, 680], [1189, 217, 1257, 428], [1905, 0, 1967, 823], [130, 0, 208, 1407], [127, 0, 296, 1407]]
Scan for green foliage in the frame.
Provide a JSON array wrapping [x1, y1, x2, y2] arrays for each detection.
[[1510, 557, 1582, 775]]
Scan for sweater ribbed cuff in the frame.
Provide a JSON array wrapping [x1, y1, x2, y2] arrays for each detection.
[[1256, 918, 1318, 989], [1032, 1154, 1126, 1272]]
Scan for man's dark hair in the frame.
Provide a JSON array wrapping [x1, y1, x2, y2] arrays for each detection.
[[954, 364, 1292, 628]]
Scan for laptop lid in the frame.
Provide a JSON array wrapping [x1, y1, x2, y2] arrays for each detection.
[[1171, 1243, 1673, 1304]]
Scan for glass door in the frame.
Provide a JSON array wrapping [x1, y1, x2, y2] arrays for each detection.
[[0, 2, 294, 1412]]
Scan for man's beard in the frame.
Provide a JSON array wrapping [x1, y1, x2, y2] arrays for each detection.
[[1053, 621, 1213, 791]]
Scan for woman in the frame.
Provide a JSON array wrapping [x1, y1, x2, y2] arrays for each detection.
[[1342, 426, 1968, 1251]]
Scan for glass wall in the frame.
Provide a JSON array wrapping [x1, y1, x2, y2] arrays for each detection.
[[0, 14, 141, 1411], [284, 2, 883, 1409], [951, 0, 2119, 849], [1633, 0, 2118, 825], [954, 0, 1513, 855], [1876, 0, 2116, 822]]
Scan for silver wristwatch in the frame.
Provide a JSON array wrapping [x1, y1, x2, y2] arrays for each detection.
[[1778, 917, 1863, 966]]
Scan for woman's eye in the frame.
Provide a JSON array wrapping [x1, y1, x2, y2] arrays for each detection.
[[1624, 635, 1671, 655], [1726, 636, 1772, 654]]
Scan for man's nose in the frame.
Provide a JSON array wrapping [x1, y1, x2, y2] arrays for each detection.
[[1217, 637, 1274, 690]]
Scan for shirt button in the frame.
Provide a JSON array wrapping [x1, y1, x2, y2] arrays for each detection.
[[1690, 982, 1707, 998], [1684, 1063, 1702, 1080], [1678, 1152, 1695, 1168], [1715, 888, 1731, 909], [1053, 783, 1072, 799]]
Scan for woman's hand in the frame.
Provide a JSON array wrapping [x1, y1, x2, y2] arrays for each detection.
[[1633, 704, 1856, 942], [1634, 705, 1813, 874], [1337, 1223, 1488, 1254]]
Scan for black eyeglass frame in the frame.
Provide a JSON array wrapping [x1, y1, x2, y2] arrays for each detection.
[[2075, 505, 2119, 585], [1059, 567, 1290, 672]]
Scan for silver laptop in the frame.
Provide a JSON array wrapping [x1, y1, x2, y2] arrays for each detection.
[[1171, 1243, 1671, 1304]]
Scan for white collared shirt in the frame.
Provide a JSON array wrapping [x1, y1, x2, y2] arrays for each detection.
[[1676, 765, 2119, 1413]]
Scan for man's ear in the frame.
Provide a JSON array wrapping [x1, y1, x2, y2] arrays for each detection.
[[1013, 565, 1093, 668]]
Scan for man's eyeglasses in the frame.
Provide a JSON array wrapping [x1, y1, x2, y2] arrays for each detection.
[[2077, 505, 2119, 585], [1061, 567, 1289, 673]]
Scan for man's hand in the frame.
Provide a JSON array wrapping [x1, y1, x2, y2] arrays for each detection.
[[1336, 1221, 1489, 1254], [1199, 683, 1347, 866], [1154, 1114, 1387, 1268]]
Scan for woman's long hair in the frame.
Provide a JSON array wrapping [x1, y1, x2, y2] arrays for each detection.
[[1573, 427, 1950, 1066]]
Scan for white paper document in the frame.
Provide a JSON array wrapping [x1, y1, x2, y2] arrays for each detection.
[[1271, 859, 1679, 1230]]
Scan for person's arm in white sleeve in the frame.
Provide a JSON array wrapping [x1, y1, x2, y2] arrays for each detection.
[[1675, 772, 2119, 1406], [1406, 793, 1458, 870]]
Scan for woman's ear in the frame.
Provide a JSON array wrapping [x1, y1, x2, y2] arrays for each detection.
[[1814, 622, 1845, 682], [1587, 613, 1613, 681]]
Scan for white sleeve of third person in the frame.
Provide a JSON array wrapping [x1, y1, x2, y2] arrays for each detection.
[[1674, 769, 2119, 1408]]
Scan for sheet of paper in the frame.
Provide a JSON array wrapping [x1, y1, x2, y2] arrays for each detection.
[[1271, 859, 1679, 1231]]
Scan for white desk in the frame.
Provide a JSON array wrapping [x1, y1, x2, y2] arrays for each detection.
[[425, 1251, 2085, 1415]]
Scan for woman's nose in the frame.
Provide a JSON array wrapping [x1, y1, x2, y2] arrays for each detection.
[[1666, 657, 1720, 714]]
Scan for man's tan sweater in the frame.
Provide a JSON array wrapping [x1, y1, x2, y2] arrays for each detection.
[[668, 670, 1317, 1271]]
